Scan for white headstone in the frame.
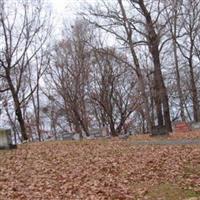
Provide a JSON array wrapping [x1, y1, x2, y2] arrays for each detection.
[[191, 122, 200, 130], [102, 127, 108, 137], [73, 133, 81, 141]]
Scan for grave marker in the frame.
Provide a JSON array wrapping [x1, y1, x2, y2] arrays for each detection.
[[174, 122, 190, 132], [0, 129, 16, 149]]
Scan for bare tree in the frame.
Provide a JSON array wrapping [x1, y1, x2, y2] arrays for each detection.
[[83, 0, 153, 133], [176, 0, 200, 122], [128, 0, 172, 132], [28, 50, 49, 141], [163, 0, 186, 121], [82, 0, 173, 133], [0, 0, 51, 141], [90, 47, 139, 136], [46, 20, 92, 138]]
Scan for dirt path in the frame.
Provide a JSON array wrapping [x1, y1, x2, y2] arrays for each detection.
[[130, 138, 200, 145]]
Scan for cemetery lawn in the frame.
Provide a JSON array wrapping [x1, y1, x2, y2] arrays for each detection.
[[1, 132, 200, 199]]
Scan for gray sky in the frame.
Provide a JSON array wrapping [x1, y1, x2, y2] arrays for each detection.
[[50, 0, 78, 14], [49, 0, 98, 38], [49, 0, 96, 19], [50, 0, 79, 22]]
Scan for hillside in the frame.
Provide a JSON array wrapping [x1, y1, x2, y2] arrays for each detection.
[[1, 133, 200, 199]]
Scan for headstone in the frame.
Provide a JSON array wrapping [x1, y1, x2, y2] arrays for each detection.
[[73, 133, 81, 141], [101, 127, 108, 137], [190, 122, 200, 130], [174, 122, 190, 132], [90, 129, 102, 138], [151, 126, 168, 136], [0, 129, 16, 149], [119, 133, 129, 139], [104, 135, 111, 139], [86, 135, 95, 140], [62, 133, 73, 140]]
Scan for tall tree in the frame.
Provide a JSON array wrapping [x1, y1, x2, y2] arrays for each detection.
[[46, 20, 92, 138], [84, 0, 153, 133], [177, 0, 200, 122], [0, 0, 51, 141], [91, 47, 138, 136], [129, 0, 172, 132], [165, 0, 186, 121]]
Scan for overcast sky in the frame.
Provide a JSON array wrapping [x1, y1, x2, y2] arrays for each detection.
[[48, 1, 82, 29], [50, 0, 78, 14], [48, 0, 98, 38], [49, 0, 96, 21], [50, 0, 79, 22]]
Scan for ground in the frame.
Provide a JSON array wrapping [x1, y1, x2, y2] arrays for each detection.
[[1, 132, 200, 199]]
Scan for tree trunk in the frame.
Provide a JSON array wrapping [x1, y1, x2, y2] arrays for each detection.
[[36, 85, 42, 141], [118, 0, 153, 133], [153, 66, 164, 127], [173, 38, 185, 121], [189, 57, 200, 122], [73, 109, 90, 137], [31, 86, 42, 141], [110, 120, 117, 136], [153, 45, 172, 132], [162, 88, 172, 132], [15, 104, 28, 141], [171, 4, 186, 121], [137, 71, 153, 133], [6, 70, 28, 141], [138, 0, 172, 132]]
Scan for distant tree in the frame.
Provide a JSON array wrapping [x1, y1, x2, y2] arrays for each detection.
[[84, 0, 153, 133], [90, 47, 139, 136], [46, 20, 92, 138]]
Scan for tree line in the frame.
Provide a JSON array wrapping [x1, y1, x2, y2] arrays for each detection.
[[0, 0, 200, 142]]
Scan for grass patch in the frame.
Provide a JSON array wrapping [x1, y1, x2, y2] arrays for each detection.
[[183, 165, 200, 176], [147, 183, 200, 200]]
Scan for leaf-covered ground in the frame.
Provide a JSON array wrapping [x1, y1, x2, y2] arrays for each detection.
[[1, 132, 200, 200], [129, 130, 200, 141]]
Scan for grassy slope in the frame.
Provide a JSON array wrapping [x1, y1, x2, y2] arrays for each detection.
[[0, 132, 200, 199]]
